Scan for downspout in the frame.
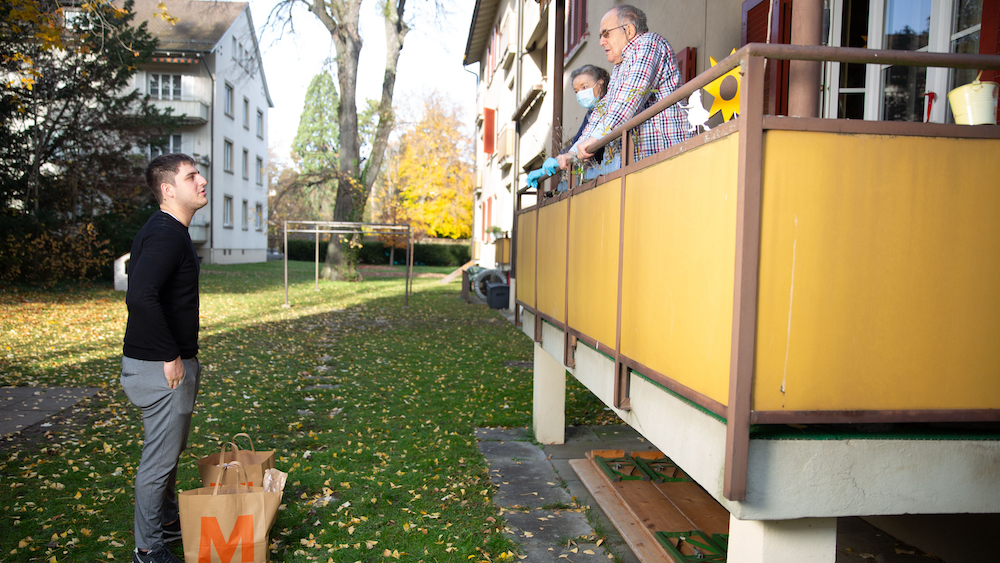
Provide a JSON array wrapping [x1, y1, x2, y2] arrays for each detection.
[[552, 0, 565, 159], [788, 0, 823, 117], [463, 65, 480, 267], [508, 0, 524, 308], [202, 51, 215, 262]]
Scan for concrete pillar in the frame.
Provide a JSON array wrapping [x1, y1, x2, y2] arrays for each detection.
[[532, 341, 565, 444], [727, 515, 837, 563], [788, 0, 824, 117]]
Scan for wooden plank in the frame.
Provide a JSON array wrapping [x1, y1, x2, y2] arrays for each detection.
[[569, 459, 673, 563], [610, 479, 694, 532], [655, 481, 731, 536]]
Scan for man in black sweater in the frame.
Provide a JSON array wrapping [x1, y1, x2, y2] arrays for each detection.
[[121, 153, 207, 563]]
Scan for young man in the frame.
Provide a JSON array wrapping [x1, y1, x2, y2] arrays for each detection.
[[558, 4, 690, 170], [121, 153, 208, 563]]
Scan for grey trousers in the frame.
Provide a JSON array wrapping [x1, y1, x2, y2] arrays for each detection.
[[121, 356, 201, 551]]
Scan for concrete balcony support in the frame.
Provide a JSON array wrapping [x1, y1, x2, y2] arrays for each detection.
[[727, 516, 836, 563], [532, 340, 565, 444]]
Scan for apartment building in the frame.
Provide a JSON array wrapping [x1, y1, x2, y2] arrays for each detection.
[[466, 1, 1000, 561], [134, 0, 272, 264]]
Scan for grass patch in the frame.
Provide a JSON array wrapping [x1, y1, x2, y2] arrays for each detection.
[[0, 260, 617, 562]]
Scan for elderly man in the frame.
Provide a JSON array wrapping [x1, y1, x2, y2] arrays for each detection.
[[558, 4, 689, 170]]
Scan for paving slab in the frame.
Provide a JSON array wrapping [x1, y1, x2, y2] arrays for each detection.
[[0, 387, 99, 436], [477, 426, 641, 563]]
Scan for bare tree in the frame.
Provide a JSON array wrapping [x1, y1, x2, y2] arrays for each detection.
[[268, 0, 412, 280]]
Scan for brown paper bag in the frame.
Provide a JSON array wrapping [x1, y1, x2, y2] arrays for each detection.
[[198, 433, 276, 488], [179, 463, 282, 563]]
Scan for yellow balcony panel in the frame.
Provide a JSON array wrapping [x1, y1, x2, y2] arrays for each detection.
[[568, 182, 621, 348], [620, 134, 740, 407], [754, 131, 1000, 413], [536, 200, 568, 321], [516, 211, 536, 307]]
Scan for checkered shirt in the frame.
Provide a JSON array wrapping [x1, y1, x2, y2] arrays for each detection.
[[576, 32, 691, 162]]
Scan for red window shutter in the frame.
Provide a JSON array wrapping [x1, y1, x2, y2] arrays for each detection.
[[483, 108, 496, 154], [741, 0, 791, 115], [677, 47, 697, 84]]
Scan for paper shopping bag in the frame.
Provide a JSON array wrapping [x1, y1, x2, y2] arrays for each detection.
[[179, 463, 282, 563], [198, 433, 276, 488]]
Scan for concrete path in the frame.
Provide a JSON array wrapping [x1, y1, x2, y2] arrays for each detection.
[[0, 387, 99, 436], [477, 425, 646, 563]]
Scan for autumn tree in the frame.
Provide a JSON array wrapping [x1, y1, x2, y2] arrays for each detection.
[[393, 93, 473, 239], [269, 0, 436, 280], [1, 0, 177, 215], [369, 139, 406, 264], [0, 0, 181, 282]]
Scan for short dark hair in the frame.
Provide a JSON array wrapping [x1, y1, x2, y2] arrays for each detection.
[[614, 4, 648, 35], [570, 64, 611, 98], [145, 153, 196, 204]]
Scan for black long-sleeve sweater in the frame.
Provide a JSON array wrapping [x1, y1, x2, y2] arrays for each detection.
[[123, 211, 200, 361]]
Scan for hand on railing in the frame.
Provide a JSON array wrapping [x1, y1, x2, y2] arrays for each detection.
[[525, 157, 561, 188]]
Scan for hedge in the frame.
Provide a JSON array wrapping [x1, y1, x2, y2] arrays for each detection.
[[284, 239, 470, 267]]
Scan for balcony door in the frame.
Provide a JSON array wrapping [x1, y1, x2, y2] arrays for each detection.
[[823, 0, 986, 122]]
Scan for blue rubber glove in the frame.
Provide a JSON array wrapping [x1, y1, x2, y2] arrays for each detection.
[[541, 157, 560, 175], [526, 168, 546, 188]]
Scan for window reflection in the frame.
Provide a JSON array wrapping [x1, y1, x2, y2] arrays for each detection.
[[881, 0, 931, 121]]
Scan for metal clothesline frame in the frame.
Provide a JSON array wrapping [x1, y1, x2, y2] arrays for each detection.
[[283, 220, 413, 307]]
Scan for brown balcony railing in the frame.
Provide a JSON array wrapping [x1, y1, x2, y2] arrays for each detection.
[[514, 44, 1000, 501]]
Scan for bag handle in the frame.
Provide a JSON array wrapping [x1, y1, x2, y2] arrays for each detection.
[[217, 441, 243, 463], [211, 461, 250, 496], [231, 432, 257, 452]]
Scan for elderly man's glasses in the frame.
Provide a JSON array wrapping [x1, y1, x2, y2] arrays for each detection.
[[599, 24, 628, 39]]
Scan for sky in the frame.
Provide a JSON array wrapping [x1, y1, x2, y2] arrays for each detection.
[[245, 0, 478, 164]]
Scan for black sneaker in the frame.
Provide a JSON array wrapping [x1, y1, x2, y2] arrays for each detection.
[[133, 546, 181, 563], [162, 519, 181, 543]]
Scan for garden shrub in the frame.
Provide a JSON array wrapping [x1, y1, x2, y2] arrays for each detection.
[[284, 239, 471, 266], [0, 214, 113, 284]]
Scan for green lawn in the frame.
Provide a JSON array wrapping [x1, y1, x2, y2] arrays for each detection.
[[0, 261, 616, 562]]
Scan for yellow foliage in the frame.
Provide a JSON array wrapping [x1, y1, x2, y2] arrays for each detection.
[[382, 93, 474, 240]]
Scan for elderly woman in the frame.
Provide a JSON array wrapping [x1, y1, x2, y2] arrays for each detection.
[[526, 64, 610, 189]]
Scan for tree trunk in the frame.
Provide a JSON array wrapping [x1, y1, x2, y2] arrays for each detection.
[[307, 0, 409, 281]]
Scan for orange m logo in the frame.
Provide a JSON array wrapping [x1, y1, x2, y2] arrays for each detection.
[[199, 515, 254, 563]]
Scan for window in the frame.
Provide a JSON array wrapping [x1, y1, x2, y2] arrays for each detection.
[[224, 83, 233, 117], [223, 140, 233, 173], [242, 149, 249, 179], [149, 74, 182, 100], [822, 0, 992, 123], [241, 200, 249, 230], [256, 156, 264, 185], [243, 97, 249, 129], [254, 203, 263, 231], [232, 37, 237, 60], [256, 109, 264, 138], [948, 0, 983, 107], [223, 196, 233, 228], [150, 134, 182, 159], [566, 0, 589, 55]]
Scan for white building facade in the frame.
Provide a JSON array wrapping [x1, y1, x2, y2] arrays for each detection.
[[134, 0, 272, 264]]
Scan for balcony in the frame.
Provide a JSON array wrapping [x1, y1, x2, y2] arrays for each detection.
[[515, 44, 1000, 519], [150, 97, 210, 125]]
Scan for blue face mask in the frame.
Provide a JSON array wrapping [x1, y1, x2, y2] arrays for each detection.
[[576, 86, 598, 109]]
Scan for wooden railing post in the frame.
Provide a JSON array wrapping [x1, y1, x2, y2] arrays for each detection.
[[725, 53, 766, 502]]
